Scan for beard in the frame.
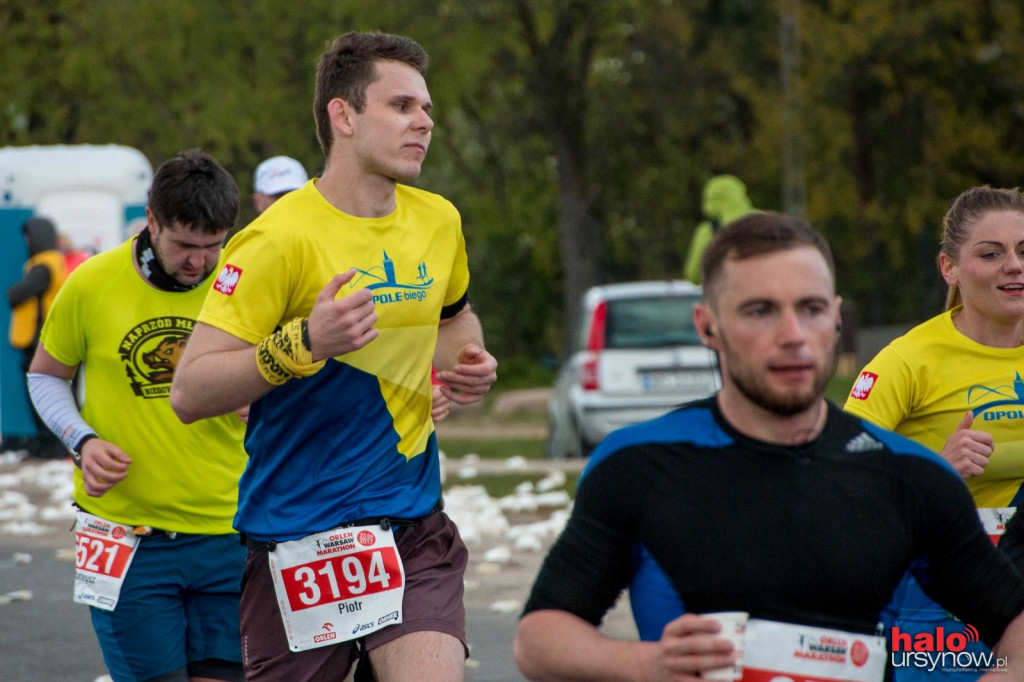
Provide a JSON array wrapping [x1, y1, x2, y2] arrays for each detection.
[[719, 338, 838, 417]]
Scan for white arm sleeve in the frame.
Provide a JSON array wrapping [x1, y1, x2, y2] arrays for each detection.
[[27, 373, 95, 452]]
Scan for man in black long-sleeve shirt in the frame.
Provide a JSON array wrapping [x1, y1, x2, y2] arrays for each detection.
[[515, 213, 1024, 681]]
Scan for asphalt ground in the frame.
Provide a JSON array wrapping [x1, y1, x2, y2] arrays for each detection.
[[0, 529, 108, 682], [0, 453, 633, 682]]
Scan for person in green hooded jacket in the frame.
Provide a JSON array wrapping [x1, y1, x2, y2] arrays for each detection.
[[683, 175, 758, 284]]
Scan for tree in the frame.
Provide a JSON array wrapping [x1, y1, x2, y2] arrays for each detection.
[[4, 0, 1024, 364], [802, 0, 1024, 322]]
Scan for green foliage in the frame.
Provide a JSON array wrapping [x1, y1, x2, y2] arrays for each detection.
[[825, 372, 857, 405], [3, 0, 1024, 365], [439, 437, 546, 460], [492, 356, 558, 391]]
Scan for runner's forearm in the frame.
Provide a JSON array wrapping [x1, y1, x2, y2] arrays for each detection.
[[170, 323, 274, 423], [434, 305, 484, 371], [27, 372, 91, 453]]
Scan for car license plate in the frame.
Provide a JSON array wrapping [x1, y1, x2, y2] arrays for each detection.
[[639, 369, 715, 392]]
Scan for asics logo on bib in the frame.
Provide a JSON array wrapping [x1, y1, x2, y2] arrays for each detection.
[[352, 621, 374, 634]]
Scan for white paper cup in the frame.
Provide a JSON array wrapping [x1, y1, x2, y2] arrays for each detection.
[[701, 611, 748, 680]]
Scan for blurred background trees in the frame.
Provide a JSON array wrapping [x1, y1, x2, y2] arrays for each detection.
[[2, 0, 1023, 378]]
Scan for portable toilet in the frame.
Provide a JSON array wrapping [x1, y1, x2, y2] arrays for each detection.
[[0, 144, 153, 446]]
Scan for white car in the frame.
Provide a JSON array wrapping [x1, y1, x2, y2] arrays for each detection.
[[547, 280, 720, 458]]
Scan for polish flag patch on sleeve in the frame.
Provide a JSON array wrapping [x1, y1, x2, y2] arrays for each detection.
[[213, 264, 242, 295], [849, 371, 878, 400]]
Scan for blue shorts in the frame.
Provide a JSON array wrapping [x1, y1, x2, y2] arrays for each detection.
[[88, 532, 246, 682]]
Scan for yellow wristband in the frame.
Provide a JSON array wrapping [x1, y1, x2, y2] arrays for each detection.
[[255, 318, 327, 386]]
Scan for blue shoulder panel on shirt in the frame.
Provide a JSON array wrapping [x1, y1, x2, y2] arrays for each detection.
[[582, 405, 733, 482], [603, 408, 952, 645], [579, 405, 728, 639]]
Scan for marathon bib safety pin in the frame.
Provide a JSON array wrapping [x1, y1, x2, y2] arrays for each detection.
[[268, 523, 406, 652], [72, 511, 141, 612]]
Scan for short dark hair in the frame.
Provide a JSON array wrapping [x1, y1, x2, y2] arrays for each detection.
[[701, 212, 835, 305], [148, 149, 238, 235], [313, 32, 429, 156]]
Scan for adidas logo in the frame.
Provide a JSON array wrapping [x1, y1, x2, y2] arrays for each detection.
[[846, 432, 883, 453]]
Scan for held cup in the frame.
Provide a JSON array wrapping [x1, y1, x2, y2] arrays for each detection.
[[701, 611, 748, 680]]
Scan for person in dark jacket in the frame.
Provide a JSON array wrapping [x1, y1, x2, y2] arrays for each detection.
[[7, 216, 68, 458]]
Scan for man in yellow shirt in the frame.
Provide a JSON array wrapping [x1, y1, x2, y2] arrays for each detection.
[[28, 149, 247, 682], [172, 32, 497, 682]]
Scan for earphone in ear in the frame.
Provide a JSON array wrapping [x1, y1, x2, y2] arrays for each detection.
[[705, 326, 714, 337], [836, 323, 842, 333]]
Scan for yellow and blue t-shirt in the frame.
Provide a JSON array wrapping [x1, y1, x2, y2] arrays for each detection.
[[40, 237, 247, 534], [199, 180, 469, 541], [844, 308, 1024, 509]]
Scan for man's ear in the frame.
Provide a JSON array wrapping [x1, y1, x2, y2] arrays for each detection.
[[328, 98, 355, 138], [144, 206, 159, 237], [694, 303, 718, 350]]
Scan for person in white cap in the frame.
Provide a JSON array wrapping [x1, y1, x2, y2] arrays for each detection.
[[252, 155, 309, 213]]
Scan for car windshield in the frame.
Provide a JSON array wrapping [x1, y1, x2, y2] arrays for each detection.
[[605, 295, 701, 348]]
